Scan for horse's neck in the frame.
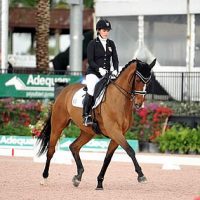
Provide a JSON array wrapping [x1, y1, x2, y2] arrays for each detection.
[[103, 62, 136, 125], [106, 62, 136, 107]]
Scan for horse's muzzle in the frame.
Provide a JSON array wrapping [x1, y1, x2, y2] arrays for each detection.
[[134, 103, 142, 110]]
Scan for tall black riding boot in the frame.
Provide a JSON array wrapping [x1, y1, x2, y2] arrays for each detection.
[[83, 93, 94, 126]]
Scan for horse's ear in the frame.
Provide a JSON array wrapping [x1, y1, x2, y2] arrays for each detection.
[[149, 58, 156, 69]]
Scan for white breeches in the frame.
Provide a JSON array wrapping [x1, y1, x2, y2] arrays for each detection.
[[85, 74, 100, 96]]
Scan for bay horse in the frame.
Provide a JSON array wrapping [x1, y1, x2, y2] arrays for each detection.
[[37, 58, 156, 189]]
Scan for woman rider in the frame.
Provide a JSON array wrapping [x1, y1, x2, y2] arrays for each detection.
[[83, 19, 119, 126]]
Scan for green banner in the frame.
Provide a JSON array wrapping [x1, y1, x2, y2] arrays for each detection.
[[0, 135, 34, 148], [0, 74, 82, 99], [0, 136, 138, 152], [59, 138, 139, 152]]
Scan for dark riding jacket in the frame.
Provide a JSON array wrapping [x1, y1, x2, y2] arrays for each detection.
[[86, 37, 119, 78]]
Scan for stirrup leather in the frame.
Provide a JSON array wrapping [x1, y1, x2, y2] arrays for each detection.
[[83, 115, 93, 126]]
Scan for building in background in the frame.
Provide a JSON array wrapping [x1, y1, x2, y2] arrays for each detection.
[[95, 0, 200, 101]]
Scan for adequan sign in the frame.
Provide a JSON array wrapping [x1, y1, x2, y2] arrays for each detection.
[[0, 136, 139, 152], [0, 135, 34, 148], [0, 74, 82, 99], [59, 138, 139, 152]]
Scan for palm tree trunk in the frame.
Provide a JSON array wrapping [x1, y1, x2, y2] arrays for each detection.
[[36, 0, 50, 70]]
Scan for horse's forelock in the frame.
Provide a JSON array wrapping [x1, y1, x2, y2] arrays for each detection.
[[136, 60, 151, 78]]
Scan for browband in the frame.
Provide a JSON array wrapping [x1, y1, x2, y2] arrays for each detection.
[[136, 71, 151, 84]]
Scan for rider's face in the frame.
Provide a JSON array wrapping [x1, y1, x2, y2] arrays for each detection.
[[99, 29, 110, 39]]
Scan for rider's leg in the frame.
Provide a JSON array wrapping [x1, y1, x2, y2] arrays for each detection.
[[83, 93, 94, 126], [83, 74, 99, 126]]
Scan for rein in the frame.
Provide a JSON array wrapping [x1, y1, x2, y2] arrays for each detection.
[[109, 78, 133, 100], [109, 70, 151, 100]]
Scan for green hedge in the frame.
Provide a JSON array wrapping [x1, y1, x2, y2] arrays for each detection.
[[157, 124, 200, 154], [0, 123, 32, 136]]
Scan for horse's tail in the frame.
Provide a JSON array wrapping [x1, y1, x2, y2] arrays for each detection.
[[37, 112, 52, 156]]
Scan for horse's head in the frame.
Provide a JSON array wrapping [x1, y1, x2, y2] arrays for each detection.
[[132, 59, 156, 110]]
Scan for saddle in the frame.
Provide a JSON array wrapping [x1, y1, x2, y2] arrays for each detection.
[[93, 73, 110, 104], [72, 73, 111, 108], [72, 73, 112, 135]]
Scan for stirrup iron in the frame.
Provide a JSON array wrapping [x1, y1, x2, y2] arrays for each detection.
[[83, 115, 93, 126]]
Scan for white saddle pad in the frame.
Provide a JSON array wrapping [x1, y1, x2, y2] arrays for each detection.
[[72, 87, 106, 108]]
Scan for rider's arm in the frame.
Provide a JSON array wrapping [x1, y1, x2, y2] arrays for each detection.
[[111, 41, 119, 72], [87, 40, 99, 72]]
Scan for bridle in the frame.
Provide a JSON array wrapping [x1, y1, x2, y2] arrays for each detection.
[[132, 71, 151, 96], [110, 70, 151, 101]]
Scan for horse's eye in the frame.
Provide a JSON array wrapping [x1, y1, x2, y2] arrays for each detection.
[[136, 79, 141, 83]]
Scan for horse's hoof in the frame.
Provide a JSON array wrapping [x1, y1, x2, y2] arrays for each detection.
[[95, 187, 104, 190], [138, 176, 147, 183], [72, 176, 81, 187], [40, 178, 48, 186]]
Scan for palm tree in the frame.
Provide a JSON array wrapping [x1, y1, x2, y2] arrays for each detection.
[[9, 0, 94, 71], [35, 0, 50, 70]]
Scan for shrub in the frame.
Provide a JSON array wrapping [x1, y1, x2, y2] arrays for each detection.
[[62, 123, 81, 138], [156, 124, 200, 154], [0, 122, 32, 136], [125, 129, 138, 140]]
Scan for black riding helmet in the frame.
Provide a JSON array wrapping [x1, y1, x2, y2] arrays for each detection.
[[96, 19, 112, 31]]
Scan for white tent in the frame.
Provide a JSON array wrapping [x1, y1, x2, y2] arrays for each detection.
[[95, 0, 200, 101], [95, 0, 200, 16]]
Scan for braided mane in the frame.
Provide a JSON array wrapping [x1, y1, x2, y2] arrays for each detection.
[[118, 59, 136, 75]]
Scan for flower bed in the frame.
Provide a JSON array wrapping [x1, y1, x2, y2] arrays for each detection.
[[0, 100, 173, 141], [0, 98, 42, 136], [1, 99, 199, 155], [130, 103, 173, 143]]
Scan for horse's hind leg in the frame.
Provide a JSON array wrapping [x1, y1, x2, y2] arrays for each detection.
[[96, 140, 118, 190], [69, 131, 94, 187], [42, 112, 70, 184]]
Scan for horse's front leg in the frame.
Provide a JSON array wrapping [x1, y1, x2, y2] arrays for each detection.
[[96, 140, 118, 190], [69, 131, 94, 187], [112, 134, 147, 183]]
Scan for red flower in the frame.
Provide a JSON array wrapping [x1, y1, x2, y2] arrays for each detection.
[[149, 131, 161, 142], [133, 104, 173, 142], [137, 108, 148, 124], [2, 112, 10, 124], [32, 128, 41, 137], [20, 112, 31, 126]]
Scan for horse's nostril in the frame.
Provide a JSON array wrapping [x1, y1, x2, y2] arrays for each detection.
[[135, 104, 141, 110]]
